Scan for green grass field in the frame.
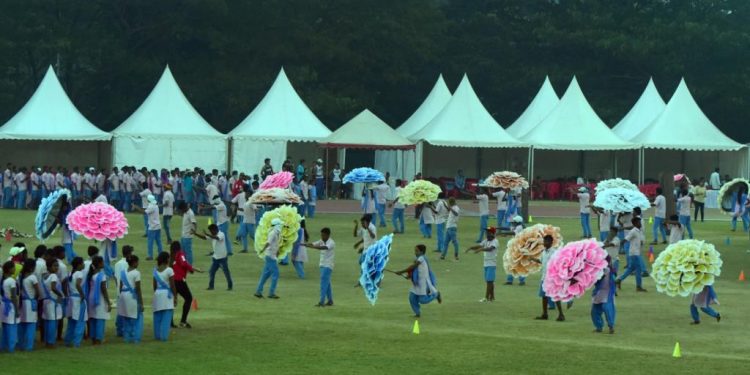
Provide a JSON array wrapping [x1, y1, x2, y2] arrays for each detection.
[[1, 207, 748, 374]]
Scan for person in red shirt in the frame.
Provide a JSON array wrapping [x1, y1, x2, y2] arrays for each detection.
[[231, 173, 246, 197], [170, 241, 202, 328]]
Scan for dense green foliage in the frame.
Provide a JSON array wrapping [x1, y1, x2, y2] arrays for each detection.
[[1, 1, 748, 141]]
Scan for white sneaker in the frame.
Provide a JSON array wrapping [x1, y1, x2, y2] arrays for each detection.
[[479, 298, 488, 303]]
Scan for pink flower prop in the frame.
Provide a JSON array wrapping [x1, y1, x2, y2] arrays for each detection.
[[542, 239, 608, 302], [259, 171, 294, 190], [66, 202, 129, 241], [673, 173, 691, 185]]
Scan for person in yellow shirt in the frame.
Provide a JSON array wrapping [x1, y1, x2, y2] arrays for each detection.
[[692, 179, 707, 223]]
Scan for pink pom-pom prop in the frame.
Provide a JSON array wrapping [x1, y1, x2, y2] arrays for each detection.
[[542, 239, 608, 302], [66, 202, 129, 241], [259, 171, 294, 190]]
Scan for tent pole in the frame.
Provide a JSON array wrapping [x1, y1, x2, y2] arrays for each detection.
[[527, 147, 533, 198]]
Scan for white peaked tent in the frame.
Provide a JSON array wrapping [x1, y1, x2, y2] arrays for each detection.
[[630, 78, 745, 183], [374, 75, 451, 179], [506, 76, 559, 138], [612, 78, 666, 141], [0, 65, 111, 167], [112, 66, 227, 171], [321, 109, 413, 150], [412, 74, 527, 178], [230, 68, 331, 176]]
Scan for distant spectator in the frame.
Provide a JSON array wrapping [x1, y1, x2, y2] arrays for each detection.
[[709, 168, 720, 189]]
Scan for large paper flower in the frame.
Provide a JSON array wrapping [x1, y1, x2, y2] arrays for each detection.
[[674, 174, 691, 185], [359, 234, 393, 305], [35, 189, 71, 240], [595, 178, 638, 193], [543, 239, 608, 302], [342, 168, 385, 184], [482, 171, 529, 190], [651, 240, 722, 297], [66, 202, 128, 241], [248, 188, 302, 205], [717, 178, 749, 213], [254, 205, 302, 260], [259, 171, 294, 190], [503, 224, 563, 277], [593, 187, 650, 213], [398, 180, 442, 205]]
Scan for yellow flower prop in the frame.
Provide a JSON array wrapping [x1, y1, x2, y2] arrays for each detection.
[[254, 205, 302, 261], [651, 239, 722, 297], [503, 224, 563, 277], [398, 180, 442, 205], [482, 171, 529, 189]]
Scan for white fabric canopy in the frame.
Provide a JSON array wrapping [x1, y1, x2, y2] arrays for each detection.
[[0, 66, 109, 141], [112, 66, 227, 170], [521, 77, 635, 150], [612, 78, 665, 141], [321, 109, 413, 149], [412, 74, 526, 148], [506, 76, 559, 138], [229, 68, 330, 174], [631, 78, 744, 151]]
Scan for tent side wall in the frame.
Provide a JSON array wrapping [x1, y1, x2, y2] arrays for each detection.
[[231, 139, 326, 177], [1, 140, 111, 169], [114, 136, 227, 171]]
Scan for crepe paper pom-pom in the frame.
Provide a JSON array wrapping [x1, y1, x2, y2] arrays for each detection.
[[254, 205, 302, 260], [673, 174, 691, 184], [594, 178, 638, 193], [359, 234, 393, 305], [342, 168, 385, 184], [592, 187, 650, 213], [503, 224, 563, 277], [66, 202, 128, 241], [542, 239, 608, 302], [398, 180, 442, 205], [651, 239, 722, 297], [717, 178, 750, 213], [248, 188, 302, 205], [35, 189, 71, 240], [259, 171, 294, 190], [481, 171, 529, 190]]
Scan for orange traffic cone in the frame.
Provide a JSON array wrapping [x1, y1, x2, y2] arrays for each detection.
[[648, 253, 655, 263], [739, 270, 746, 282], [192, 298, 199, 311]]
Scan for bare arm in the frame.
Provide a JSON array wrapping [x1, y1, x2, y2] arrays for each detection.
[[395, 260, 420, 275]]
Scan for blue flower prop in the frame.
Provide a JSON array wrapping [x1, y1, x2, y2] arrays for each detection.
[[343, 167, 385, 184], [593, 187, 650, 213], [35, 189, 71, 240], [359, 234, 393, 305]]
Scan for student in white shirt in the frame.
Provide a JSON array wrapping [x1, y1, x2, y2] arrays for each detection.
[[677, 189, 694, 239], [602, 226, 622, 273], [592, 206, 612, 242], [394, 244, 441, 318], [108, 168, 122, 210], [651, 187, 668, 244], [17, 259, 41, 351], [491, 188, 508, 229], [307, 177, 317, 218], [195, 224, 233, 291], [113, 245, 133, 338], [434, 194, 449, 254], [14, 169, 28, 210], [533, 235, 565, 321], [117, 255, 143, 344], [474, 188, 490, 242], [86, 256, 111, 345], [254, 219, 282, 298], [419, 202, 437, 239], [389, 180, 406, 234], [442, 198, 461, 260], [467, 227, 500, 302], [1, 261, 19, 352], [152, 252, 176, 341], [41, 259, 64, 347], [666, 215, 684, 244], [305, 227, 336, 307], [373, 180, 390, 228], [353, 214, 377, 263], [231, 186, 248, 241], [177, 202, 197, 264], [330, 164, 342, 199], [139, 185, 152, 233], [2, 166, 13, 208], [162, 184, 175, 243], [237, 199, 257, 253], [577, 187, 592, 238], [207, 196, 233, 256], [136, 194, 163, 260], [290, 221, 309, 279], [616, 217, 647, 292]]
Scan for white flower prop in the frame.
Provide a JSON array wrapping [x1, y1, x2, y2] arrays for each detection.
[[593, 187, 650, 213], [595, 178, 638, 194]]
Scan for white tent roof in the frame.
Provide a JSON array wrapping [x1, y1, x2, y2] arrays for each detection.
[[411, 74, 526, 148], [321, 109, 413, 149], [612, 78, 665, 141], [113, 66, 223, 138], [0, 66, 110, 141], [520, 77, 635, 150], [396, 75, 451, 140], [506, 76, 559, 138], [631, 78, 744, 151], [230, 68, 330, 141]]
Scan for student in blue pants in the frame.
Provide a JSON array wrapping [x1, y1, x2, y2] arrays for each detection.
[[394, 245, 442, 318], [1, 261, 19, 352], [17, 259, 40, 351], [152, 252, 176, 341], [690, 285, 721, 325], [64, 257, 87, 347], [41, 259, 65, 347], [390, 181, 406, 234], [591, 260, 616, 334], [305, 227, 335, 307], [254, 219, 282, 299]]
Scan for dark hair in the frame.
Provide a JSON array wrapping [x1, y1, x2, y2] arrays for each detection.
[[669, 214, 679, 221], [415, 244, 427, 254], [19, 259, 36, 291], [127, 255, 139, 267], [53, 245, 65, 258], [87, 245, 99, 257], [2, 261, 15, 276], [46, 258, 59, 271], [656, 187, 663, 194], [45, 248, 56, 259], [321, 227, 331, 235], [13, 242, 25, 249], [631, 217, 641, 225], [34, 245, 47, 259], [361, 214, 372, 223], [170, 241, 181, 253], [157, 252, 170, 266], [208, 224, 218, 232], [70, 257, 84, 271], [86, 255, 104, 287], [122, 245, 134, 258], [543, 235, 554, 241]]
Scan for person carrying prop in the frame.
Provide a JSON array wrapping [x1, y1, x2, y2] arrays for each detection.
[[690, 285, 721, 325], [353, 215, 377, 287], [466, 227, 498, 302], [394, 245, 441, 318], [254, 219, 283, 299], [615, 217, 647, 292], [533, 235, 564, 322], [591, 256, 616, 334], [501, 216, 527, 286]]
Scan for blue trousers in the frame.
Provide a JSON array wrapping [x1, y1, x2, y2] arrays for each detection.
[[690, 304, 719, 322], [123, 192, 132, 212], [731, 212, 750, 231], [652, 217, 667, 242], [163, 215, 173, 243], [580, 213, 592, 237], [297, 202, 306, 216], [64, 317, 85, 347], [208, 257, 233, 289], [43, 319, 58, 345], [591, 301, 616, 330], [1, 322, 17, 352], [239, 223, 256, 251], [122, 312, 143, 343], [153, 309, 173, 341], [64, 243, 77, 263], [180, 238, 194, 265], [17, 322, 36, 351], [219, 222, 232, 255], [599, 231, 608, 241], [234, 216, 245, 239], [436, 223, 446, 251], [16, 190, 26, 209], [409, 292, 436, 316], [142, 213, 148, 233], [315, 177, 325, 200], [319, 266, 333, 304], [496, 210, 506, 229], [31, 190, 42, 208], [83, 188, 93, 201], [476, 215, 488, 242], [116, 314, 124, 337], [307, 204, 316, 218], [147, 229, 163, 258], [376, 203, 387, 227], [442, 227, 459, 257], [392, 208, 405, 233], [109, 190, 121, 210], [421, 223, 432, 238], [89, 318, 105, 341], [293, 261, 305, 279], [618, 255, 643, 287], [679, 215, 693, 239], [506, 275, 527, 284], [256, 256, 279, 295]]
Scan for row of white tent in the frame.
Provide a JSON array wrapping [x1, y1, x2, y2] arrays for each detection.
[[0, 65, 745, 182]]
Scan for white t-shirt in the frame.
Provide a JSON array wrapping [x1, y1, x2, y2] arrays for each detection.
[[421, 204, 435, 224], [152, 267, 175, 312], [1, 278, 18, 324], [20, 275, 39, 323], [117, 269, 141, 319], [447, 205, 460, 228], [604, 237, 620, 260], [492, 191, 507, 211], [206, 184, 219, 201], [181, 209, 197, 238], [374, 184, 389, 204], [145, 203, 162, 230], [150, 176, 162, 195], [677, 196, 692, 217], [410, 255, 437, 296], [577, 193, 590, 213], [540, 247, 556, 282], [394, 187, 405, 209], [212, 232, 228, 260], [316, 239, 336, 269], [42, 274, 63, 320], [625, 227, 645, 256], [108, 173, 120, 191], [213, 202, 228, 225], [476, 194, 489, 215], [2, 169, 12, 188], [434, 200, 448, 225], [599, 211, 611, 232], [56, 259, 69, 285], [654, 195, 666, 218], [231, 191, 247, 209], [114, 258, 128, 288], [15, 173, 27, 191], [242, 202, 256, 224], [669, 224, 684, 244], [360, 223, 377, 250], [265, 228, 281, 260], [140, 189, 151, 207], [68, 270, 87, 321], [332, 169, 341, 182], [34, 258, 47, 283], [481, 239, 498, 267], [162, 191, 175, 216], [87, 272, 110, 320]]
